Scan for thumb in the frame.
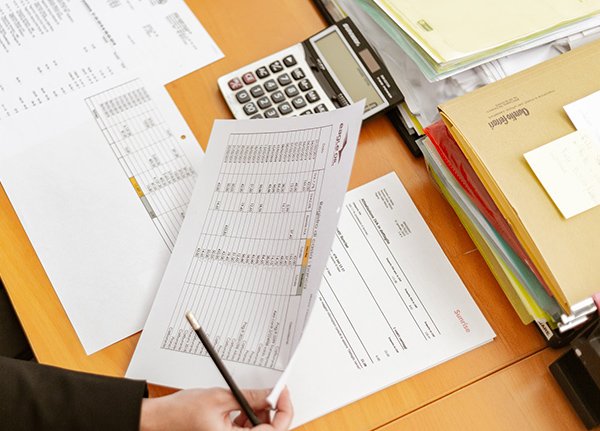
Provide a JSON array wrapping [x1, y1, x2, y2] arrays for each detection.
[[239, 388, 272, 411]]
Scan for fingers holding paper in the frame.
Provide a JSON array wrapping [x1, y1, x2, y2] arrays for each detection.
[[139, 386, 293, 431], [232, 387, 294, 430]]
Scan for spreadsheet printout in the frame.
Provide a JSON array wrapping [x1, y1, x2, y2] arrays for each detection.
[[85, 79, 199, 251], [126, 102, 364, 393], [0, 80, 205, 354], [0, 0, 223, 125]]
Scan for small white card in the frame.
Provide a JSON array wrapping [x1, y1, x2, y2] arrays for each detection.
[[524, 129, 600, 219], [565, 90, 600, 143]]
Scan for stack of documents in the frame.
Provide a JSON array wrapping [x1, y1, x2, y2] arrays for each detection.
[[372, 0, 600, 77], [417, 125, 561, 326], [417, 39, 600, 336], [321, 0, 600, 150]]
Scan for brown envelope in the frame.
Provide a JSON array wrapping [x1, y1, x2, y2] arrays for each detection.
[[439, 39, 600, 313]]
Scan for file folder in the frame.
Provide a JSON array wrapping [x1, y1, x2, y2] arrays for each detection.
[[439, 39, 600, 314]]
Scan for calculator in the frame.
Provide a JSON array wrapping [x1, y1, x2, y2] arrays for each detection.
[[217, 17, 403, 120]]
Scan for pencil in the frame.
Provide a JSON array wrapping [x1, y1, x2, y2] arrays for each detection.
[[185, 311, 262, 426]]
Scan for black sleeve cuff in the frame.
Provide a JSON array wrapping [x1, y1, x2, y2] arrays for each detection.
[[0, 356, 147, 431]]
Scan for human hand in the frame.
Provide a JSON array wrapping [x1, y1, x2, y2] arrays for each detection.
[[139, 386, 293, 431]]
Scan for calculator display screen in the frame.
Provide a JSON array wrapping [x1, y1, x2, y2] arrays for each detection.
[[313, 30, 385, 112]]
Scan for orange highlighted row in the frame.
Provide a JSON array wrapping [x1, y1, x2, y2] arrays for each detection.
[[129, 177, 144, 198], [302, 238, 312, 266]]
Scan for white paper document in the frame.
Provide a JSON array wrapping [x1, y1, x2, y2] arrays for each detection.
[[83, 0, 224, 84], [127, 131, 494, 426], [285, 172, 495, 427], [0, 0, 223, 353], [126, 103, 365, 395], [564, 89, 600, 147], [0, 80, 205, 354], [0, 0, 223, 123]]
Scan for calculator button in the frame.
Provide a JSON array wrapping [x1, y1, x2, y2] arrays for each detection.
[[278, 102, 293, 115], [250, 85, 265, 98], [291, 68, 305, 80], [251, 113, 264, 119], [264, 108, 279, 118], [300, 109, 313, 115], [257, 96, 272, 109], [236, 90, 251, 104], [228, 77, 243, 91], [269, 60, 283, 73], [271, 91, 285, 104], [291, 96, 307, 109], [298, 79, 313, 91], [256, 66, 270, 79], [284, 85, 299, 98], [242, 72, 256, 84], [306, 90, 320, 103], [314, 104, 328, 113], [243, 102, 259, 115], [264, 79, 278, 92], [283, 55, 297, 67], [277, 73, 292, 86]]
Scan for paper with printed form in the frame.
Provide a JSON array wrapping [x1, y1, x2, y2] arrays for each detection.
[[285, 172, 495, 427], [126, 103, 365, 393]]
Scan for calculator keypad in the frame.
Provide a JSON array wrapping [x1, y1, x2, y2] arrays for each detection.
[[250, 85, 264, 98], [219, 45, 335, 119], [271, 91, 285, 104]]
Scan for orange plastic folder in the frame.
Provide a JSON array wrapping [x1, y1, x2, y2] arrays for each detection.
[[438, 39, 600, 313]]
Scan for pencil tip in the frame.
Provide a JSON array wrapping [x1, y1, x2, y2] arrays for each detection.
[[186, 311, 200, 330]]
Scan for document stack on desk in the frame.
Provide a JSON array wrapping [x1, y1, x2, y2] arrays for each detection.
[[417, 39, 600, 345], [417, 123, 562, 328], [372, 0, 600, 78], [316, 0, 600, 156]]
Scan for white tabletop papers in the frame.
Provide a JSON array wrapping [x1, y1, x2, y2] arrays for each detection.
[[126, 104, 494, 426], [286, 172, 494, 427], [0, 0, 223, 125], [127, 103, 365, 399], [0, 82, 205, 354], [0, 0, 223, 354]]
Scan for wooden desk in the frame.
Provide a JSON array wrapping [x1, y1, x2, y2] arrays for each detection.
[[0, 0, 585, 429]]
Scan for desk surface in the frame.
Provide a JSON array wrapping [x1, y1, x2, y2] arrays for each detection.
[[0, 1, 585, 429]]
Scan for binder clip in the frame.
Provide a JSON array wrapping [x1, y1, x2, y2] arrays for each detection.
[[550, 319, 600, 429], [536, 297, 599, 349]]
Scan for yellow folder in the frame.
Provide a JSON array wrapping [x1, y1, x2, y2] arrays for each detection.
[[439, 40, 600, 314]]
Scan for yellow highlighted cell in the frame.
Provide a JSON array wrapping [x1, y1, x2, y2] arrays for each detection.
[[302, 238, 312, 266], [129, 177, 144, 197]]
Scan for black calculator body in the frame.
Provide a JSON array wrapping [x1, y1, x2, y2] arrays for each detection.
[[218, 18, 403, 120]]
